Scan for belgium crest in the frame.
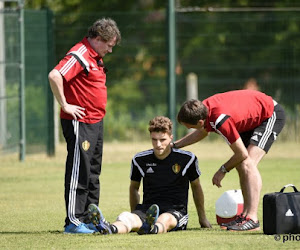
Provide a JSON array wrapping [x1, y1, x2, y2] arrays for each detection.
[[172, 163, 181, 174], [82, 140, 90, 151]]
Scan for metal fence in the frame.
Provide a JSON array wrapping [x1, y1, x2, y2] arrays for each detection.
[[0, 4, 21, 156], [0, 5, 55, 159], [175, 9, 300, 141], [54, 9, 300, 142], [24, 9, 55, 156]]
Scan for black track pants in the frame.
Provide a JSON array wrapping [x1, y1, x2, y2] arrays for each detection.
[[61, 119, 103, 226]]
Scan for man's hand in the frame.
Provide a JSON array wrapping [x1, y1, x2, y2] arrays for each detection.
[[48, 69, 86, 121], [212, 169, 226, 188], [62, 104, 86, 120], [200, 218, 212, 228]]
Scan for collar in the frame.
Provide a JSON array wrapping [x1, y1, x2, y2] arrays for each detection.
[[82, 37, 101, 61]]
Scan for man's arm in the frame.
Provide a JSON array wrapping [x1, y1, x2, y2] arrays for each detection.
[[225, 137, 249, 171], [212, 137, 249, 187], [190, 178, 212, 228], [48, 69, 85, 120], [173, 128, 208, 149], [129, 180, 140, 212]]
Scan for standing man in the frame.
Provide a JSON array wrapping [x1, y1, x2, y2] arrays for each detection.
[[48, 18, 121, 234], [173, 90, 285, 231], [88, 116, 211, 235]]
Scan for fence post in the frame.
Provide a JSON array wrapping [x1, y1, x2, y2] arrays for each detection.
[[0, 2, 6, 149], [186, 73, 198, 133], [186, 72, 198, 100], [19, 1, 26, 161], [167, 0, 176, 139], [46, 8, 55, 156]]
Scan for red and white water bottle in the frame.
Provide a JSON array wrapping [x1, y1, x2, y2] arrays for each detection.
[[215, 189, 244, 225]]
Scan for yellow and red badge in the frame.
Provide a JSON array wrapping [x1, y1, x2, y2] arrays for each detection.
[[82, 140, 90, 151], [172, 163, 181, 174]]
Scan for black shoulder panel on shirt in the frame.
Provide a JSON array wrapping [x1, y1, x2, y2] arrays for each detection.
[[216, 115, 230, 129], [69, 52, 89, 76]]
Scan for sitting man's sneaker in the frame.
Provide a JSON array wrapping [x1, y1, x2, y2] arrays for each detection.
[[88, 204, 112, 234], [137, 204, 159, 235], [227, 217, 260, 231], [220, 214, 245, 230], [64, 223, 95, 234]]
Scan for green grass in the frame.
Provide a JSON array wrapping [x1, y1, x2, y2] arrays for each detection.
[[0, 141, 299, 249]]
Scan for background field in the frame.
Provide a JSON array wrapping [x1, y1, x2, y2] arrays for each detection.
[[0, 141, 299, 249]]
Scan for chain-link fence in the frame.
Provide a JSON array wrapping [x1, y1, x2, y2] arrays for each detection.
[[24, 9, 55, 155], [176, 9, 300, 141], [54, 9, 299, 142], [0, 4, 21, 155], [0, 4, 55, 158]]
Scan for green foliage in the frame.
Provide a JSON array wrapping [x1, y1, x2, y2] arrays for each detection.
[[104, 101, 167, 141], [24, 0, 166, 12], [25, 85, 47, 145], [23, 0, 300, 11], [55, 3, 300, 141], [4, 82, 20, 150], [108, 78, 144, 114], [20, 2, 300, 145], [4, 82, 50, 151]]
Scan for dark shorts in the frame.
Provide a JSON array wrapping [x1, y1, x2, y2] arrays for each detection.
[[132, 204, 188, 231], [240, 103, 286, 153]]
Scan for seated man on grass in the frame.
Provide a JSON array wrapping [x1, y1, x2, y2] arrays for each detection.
[[88, 116, 211, 235]]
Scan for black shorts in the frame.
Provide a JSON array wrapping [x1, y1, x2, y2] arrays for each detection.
[[132, 204, 188, 231], [240, 103, 285, 153]]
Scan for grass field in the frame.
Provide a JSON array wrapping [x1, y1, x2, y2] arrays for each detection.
[[0, 141, 299, 249]]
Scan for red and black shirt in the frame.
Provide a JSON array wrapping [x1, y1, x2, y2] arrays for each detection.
[[55, 37, 107, 124], [203, 90, 274, 144]]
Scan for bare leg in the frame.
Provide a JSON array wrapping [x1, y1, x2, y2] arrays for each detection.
[[155, 213, 177, 233], [113, 212, 142, 234], [236, 144, 265, 222], [237, 167, 248, 216], [112, 211, 177, 234]]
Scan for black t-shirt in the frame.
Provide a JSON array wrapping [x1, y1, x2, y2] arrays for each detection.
[[130, 148, 201, 211]]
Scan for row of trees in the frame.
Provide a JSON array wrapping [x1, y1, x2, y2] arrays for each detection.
[[23, 0, 300, 12]]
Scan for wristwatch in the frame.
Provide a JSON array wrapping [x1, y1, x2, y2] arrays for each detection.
[[220, 165, 229, 173]]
